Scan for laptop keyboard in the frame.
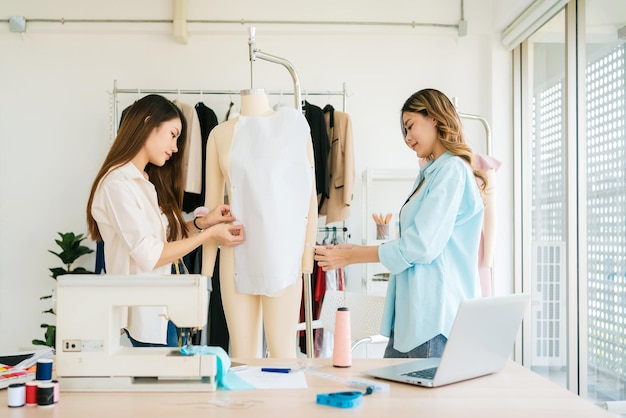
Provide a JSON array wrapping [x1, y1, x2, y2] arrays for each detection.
[[402, 367, 438, 380]]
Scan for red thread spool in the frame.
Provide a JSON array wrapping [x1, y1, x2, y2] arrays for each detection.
[[25, 381, 38, 406], [333, 307, 352, 368]]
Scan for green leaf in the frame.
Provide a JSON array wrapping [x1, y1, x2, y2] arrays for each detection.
[[49, 267, 67, 279], [50, 232, 94, 266], [45, 325, 56, 347]]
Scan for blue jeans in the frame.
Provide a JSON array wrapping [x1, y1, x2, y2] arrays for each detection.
[[126, 320, 179, 347], [384, 331, 447, 358]]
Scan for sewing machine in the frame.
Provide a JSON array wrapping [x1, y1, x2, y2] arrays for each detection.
[[55, 274, 216, 392]]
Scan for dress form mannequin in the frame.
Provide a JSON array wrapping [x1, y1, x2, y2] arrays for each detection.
[[202, 88, 316, 358], [474, 153, 501, 296], [478, 168, 497, 296]]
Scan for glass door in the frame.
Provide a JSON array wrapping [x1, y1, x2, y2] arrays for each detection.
[[524, 8, 570, 389], [584, 0, 626, 404]]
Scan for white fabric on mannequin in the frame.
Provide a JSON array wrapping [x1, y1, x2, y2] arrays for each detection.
[[230, 106, 313, 294], [202, 89, 317, 358]]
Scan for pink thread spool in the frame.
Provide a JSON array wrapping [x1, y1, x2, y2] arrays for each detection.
[[333, 307, 352, 368], [51, 380, 60, 403]]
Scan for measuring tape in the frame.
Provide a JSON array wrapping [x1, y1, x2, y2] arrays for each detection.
[[316, 391, 365, 409], [305, 368, 390, 392]]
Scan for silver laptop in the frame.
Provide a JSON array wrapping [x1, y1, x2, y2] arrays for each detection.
[[362, 293, 530, 388]]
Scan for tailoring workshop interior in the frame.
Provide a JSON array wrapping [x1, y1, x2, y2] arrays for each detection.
[[1, 0, 626, 412]]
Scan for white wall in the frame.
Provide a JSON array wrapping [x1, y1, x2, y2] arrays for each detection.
[[0, 0, 518, 353]]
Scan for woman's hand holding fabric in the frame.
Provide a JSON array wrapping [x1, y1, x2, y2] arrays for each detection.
[[202, 204, 236, 228], [209, 222, 244, 247], [314, 244, 355, 271]]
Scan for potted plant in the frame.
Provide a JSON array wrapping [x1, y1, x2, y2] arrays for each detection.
[[32, 232, 94, 347]]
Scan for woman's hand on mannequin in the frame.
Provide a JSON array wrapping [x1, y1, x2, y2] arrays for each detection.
[[207, 222, 244, 247], [195, 204, 236, 230], [156, 221, 244, 268]]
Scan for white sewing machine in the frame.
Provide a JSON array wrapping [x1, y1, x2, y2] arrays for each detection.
[[55, 274, 216, 392]]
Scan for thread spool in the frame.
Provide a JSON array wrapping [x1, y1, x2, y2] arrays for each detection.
[[35, 358, 53, 381], [25, 381, 38, 406], [7, 383, 26, 408], [52, 380, 60, 403], [333, 307, 352, 368], [36, 382, 55, 407]]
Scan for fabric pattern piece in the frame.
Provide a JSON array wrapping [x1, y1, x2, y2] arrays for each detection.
[[229, 107, 314, 295]]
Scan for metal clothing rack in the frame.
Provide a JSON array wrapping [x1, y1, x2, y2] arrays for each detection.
[[451, 98, 492, 157], [110, 81, 347, 138], [459, 112, 492, 157], [317, 226, 350, 244]]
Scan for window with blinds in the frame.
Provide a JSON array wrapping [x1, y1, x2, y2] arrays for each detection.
[[586, 43, 626, 382], [531, 79, 567, 367]]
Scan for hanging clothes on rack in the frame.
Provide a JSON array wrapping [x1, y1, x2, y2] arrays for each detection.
[[310, 227, 345, 357], [182, 102, 219, 213], [303, 101, 330, 210], [172, 100, 203, 197], [319, 105, 355, 224]]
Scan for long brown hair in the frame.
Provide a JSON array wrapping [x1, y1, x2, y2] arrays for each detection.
[[401, 88, 488, 191], [86, 94, 189, 242]]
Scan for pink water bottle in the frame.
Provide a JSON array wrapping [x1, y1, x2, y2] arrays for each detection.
[[333, 307, 352, 367]]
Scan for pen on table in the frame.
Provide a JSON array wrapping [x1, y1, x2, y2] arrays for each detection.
[[261, 367, 291, 373]]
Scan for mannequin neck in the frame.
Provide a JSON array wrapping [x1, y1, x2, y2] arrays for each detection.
[[240, 89, 272, 116]]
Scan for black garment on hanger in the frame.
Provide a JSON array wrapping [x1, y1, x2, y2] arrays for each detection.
[[319, 104, 337, 211], [303, 101, 330, 204], [182, 103, 219, 213], [323, 104, 335, 128]]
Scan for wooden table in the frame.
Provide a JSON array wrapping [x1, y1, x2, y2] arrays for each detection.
[[1, 358, 615, 417]]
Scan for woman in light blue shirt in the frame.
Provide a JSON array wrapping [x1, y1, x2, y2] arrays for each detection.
[[314, 89, 486, 358]]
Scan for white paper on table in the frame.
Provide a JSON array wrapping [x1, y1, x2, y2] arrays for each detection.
[[235, 366, 308, 389]]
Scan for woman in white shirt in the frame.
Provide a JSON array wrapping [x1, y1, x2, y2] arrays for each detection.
[[86, 94, 244, 346]]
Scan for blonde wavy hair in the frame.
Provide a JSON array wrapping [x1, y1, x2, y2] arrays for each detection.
[[401, 88, 487, 191]]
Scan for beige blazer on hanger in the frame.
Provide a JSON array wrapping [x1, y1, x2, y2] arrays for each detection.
[[319, 109, 355, 224]]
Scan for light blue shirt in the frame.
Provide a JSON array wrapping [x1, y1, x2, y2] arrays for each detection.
[[378, 152, 484, 352]]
